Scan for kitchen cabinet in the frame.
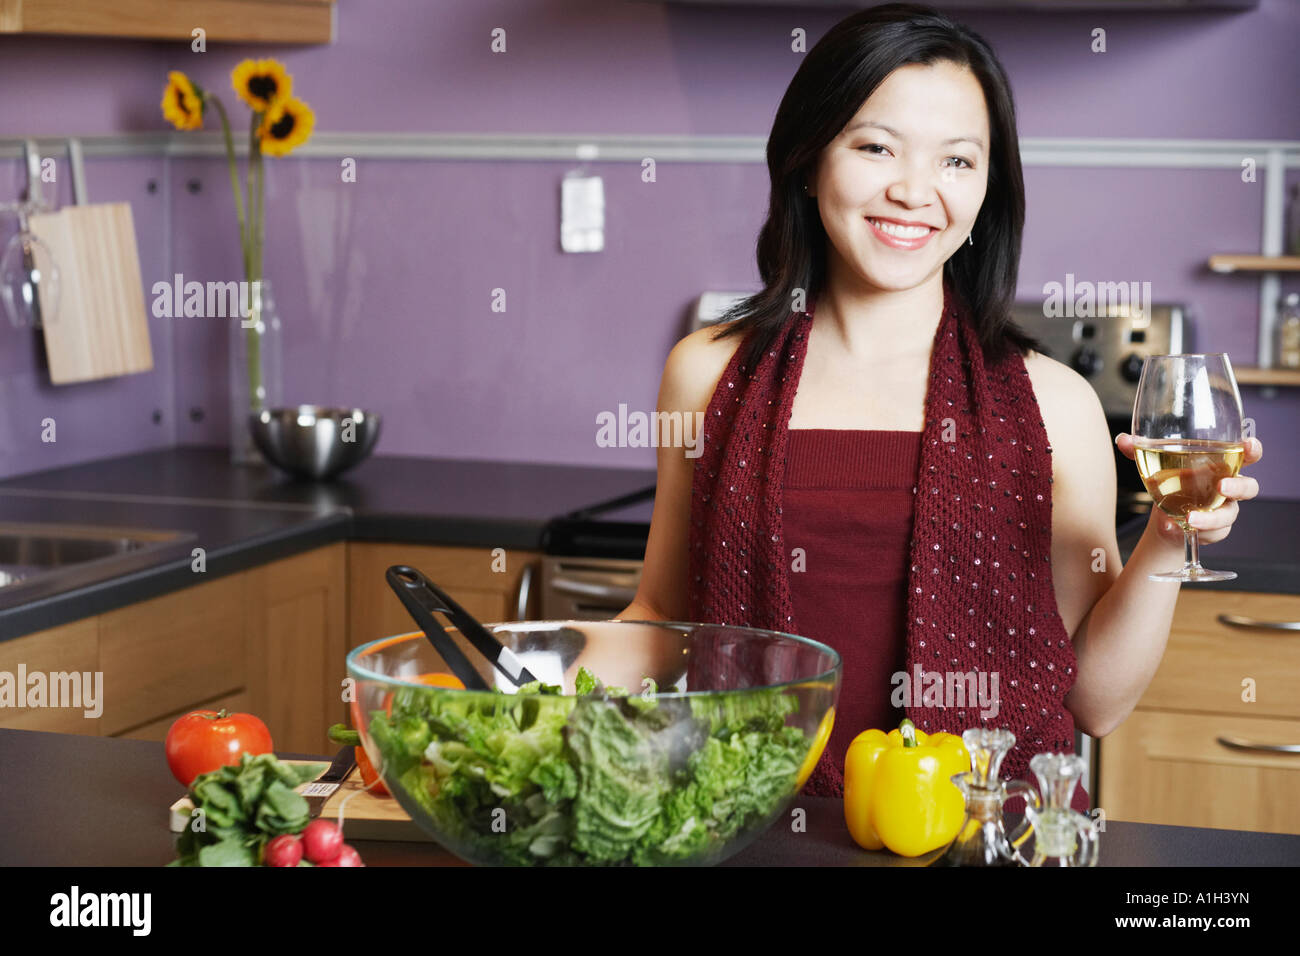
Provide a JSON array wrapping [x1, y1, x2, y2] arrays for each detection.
[[117, 690, 250, 743], [0, 0, 335, 44], [0, 618, 99, 735], [1099, 588, 1300, 834], [98, 573, 247, 736], [347, 542, 540, 650], [2, 540, 538, 749], [0, 544, 347, 755], [245, 543, 348, 754]]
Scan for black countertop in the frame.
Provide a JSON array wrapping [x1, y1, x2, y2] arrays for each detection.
[[3, 728, 1298, 867], [0, 445, 657, 547], [0, 446, 655, 641], [1114, 499, 1300, 594]]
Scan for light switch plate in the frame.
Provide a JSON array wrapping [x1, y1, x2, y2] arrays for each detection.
[[561, 173, 604, 253]]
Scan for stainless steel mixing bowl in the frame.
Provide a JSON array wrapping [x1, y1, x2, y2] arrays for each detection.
[[250, 405, 381, 480]]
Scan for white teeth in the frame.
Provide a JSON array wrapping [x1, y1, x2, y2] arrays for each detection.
[[869, 218, 931, 239]]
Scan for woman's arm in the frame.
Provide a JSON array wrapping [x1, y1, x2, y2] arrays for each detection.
[[1029, 351, 1264, 737], [614, 327, 741, 623], [1062, 507, 1187, 737], [1064, 435, 1262, 737]]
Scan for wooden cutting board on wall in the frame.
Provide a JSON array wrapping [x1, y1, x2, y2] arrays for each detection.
[[29, 202, 154, 384]]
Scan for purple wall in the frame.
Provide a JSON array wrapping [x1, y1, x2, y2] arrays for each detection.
[[1, 0, 1297, 495]]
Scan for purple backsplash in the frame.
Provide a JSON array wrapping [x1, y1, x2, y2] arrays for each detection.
[[0, 0, 1297, 496]]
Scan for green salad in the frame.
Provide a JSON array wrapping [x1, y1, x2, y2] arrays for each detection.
[[367, 668, 809, 865]]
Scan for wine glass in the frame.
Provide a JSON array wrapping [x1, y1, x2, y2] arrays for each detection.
[[0, 201, 60, 329], [1131, 354, 1244, 582]]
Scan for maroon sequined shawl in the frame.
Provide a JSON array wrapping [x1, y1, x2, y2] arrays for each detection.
[[686, 279, 1080, 795]]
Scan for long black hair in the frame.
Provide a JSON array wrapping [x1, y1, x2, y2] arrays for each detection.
[[712, 2, 1045, 371]]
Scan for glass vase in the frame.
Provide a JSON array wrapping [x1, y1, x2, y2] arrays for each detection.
[[229, 278, 283, 465]]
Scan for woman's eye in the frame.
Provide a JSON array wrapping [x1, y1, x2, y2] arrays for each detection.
[[856, 144, 889, 155], [944, 156, 974, 169]]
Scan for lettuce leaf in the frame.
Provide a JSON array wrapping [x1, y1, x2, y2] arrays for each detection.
[[369, 676, 809, 866]]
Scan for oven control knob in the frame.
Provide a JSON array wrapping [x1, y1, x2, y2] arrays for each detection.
[[1070, 346, 1103, 377], [1120, 353, 1145, 383]]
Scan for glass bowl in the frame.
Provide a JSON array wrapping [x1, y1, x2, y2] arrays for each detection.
[[346, 620, 840, 866]]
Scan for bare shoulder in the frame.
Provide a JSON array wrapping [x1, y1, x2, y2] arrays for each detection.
[[1021, 348, 1115, 525], [1021, 348, 1107, 439], [660, 324, 747, 415]]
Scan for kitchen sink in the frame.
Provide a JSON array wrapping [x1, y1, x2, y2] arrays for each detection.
[[0, 522, 194, 604]]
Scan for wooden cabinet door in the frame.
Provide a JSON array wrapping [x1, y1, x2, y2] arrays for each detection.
[[0, 618, 100, 735], [245, 544, 348, 755], [98, 574, 246, 736], [1097, 588, 1300, 832], [347, 543, 539, 650], [117, 690, 252, 743], [1099, 709, 1300, 834], [1136, 589, 1300, 719]]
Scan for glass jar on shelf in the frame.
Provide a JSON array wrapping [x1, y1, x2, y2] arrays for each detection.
[[1277, 292, 1300, 370]]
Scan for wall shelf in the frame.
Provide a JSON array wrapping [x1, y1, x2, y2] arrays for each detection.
[[0, 0, 335, 44], [1209, 255, 1300, 274], [1202, 147, 1300, 376], [1233, 366, 1300, 387]]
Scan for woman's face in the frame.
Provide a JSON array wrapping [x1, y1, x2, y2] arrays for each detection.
[[810, 60, 991, 293]]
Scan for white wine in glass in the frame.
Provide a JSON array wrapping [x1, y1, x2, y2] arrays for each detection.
[[1132, 354, 1244, 582]]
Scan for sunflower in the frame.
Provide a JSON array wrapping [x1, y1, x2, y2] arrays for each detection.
[[231, 59, 292, 113], [161, 71, 204, 131], [257, 97, 315, 157]]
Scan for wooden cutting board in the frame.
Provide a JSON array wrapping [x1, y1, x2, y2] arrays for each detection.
[[168, 759, 435, 843], [29, 202, 154, 384]]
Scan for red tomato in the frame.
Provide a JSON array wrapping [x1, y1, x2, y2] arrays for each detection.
[[165, 709, 274, 787]]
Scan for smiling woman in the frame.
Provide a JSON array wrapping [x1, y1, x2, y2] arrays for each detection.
[[617, 2, 1261, 808]]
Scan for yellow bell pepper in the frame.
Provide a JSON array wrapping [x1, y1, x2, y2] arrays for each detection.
[[843, 718, 969, 857], [796, 707, 835, 789]]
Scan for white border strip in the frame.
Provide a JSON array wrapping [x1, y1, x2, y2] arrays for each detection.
[[2, 132, 1299, 166]]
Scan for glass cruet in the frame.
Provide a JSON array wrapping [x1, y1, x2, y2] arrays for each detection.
[[929, 727, 1040, 867], [1022, 753, 1100, 867]]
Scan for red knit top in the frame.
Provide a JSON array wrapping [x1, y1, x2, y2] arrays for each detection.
[[783, 428, 918, 787], [781, 426, 1091, 815], [687, 278, 1089, 816]]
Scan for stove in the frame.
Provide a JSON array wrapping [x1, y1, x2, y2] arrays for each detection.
[[1008, 297, 1188, 536], [538, 485, 655, 619]]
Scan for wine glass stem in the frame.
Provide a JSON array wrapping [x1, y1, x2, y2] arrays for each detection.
[[1185, 527, 1201, 571]]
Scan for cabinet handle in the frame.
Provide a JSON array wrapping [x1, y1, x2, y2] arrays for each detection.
[[513, 562, 535, 621], [1216, 735, 1300, 754], [550, 577, 638, 603], [1215, 613, 1300, 633]]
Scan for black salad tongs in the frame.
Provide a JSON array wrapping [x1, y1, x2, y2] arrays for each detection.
[[385, 565, 538, 691]]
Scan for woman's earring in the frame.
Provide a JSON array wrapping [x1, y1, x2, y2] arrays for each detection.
[[967, 231, 974, 246]]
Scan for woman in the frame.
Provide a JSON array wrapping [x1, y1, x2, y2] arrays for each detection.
[[616, 3, 1262, 807]]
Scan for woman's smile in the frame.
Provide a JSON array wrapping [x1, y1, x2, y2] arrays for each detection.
[[865, 215, 939, 250]]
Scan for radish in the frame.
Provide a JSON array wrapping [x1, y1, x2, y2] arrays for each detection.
[[264, 834, 302, 867], [300, 819, 344, 864], [334, 844, 364, 867]]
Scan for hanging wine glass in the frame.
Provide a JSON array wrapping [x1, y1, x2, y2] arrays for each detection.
[[0, 202, 60, 329]]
